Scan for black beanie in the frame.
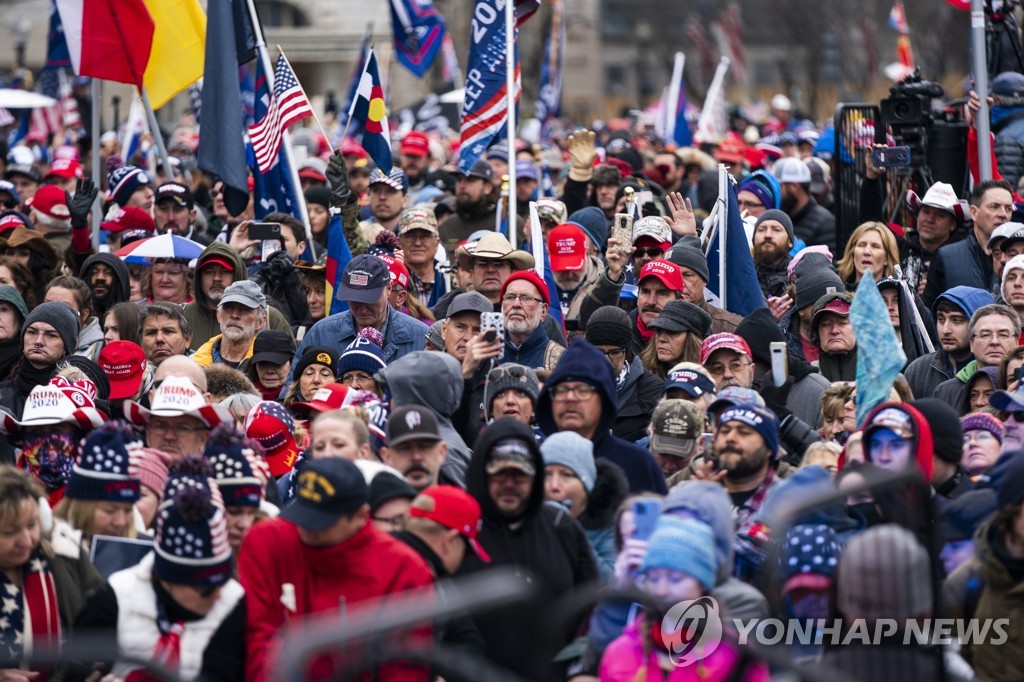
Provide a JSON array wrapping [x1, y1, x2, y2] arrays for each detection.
[[911, 398, 964, 464], [663, 244, 710, 283], [368, 472, 417, 513], [293, 345, 339, 380], [794, 267, 845, 310], [585, 305, 636, 354]]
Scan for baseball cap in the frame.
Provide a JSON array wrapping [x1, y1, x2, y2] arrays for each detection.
[[250, 330, 296, 366], [664, 367, 717, 398], [485, 147, 509, 162], [291, 383, 358, 417], [368, 168, 410, 193], [411, 485, 491, 562], [632, 216, 672, 248], [377, 253, 411, 289], [650, 400, 703, 458], [999, 224, 1024, 252], [773, 157, 812, 184], [219, 280, 266, 310], [98, 341, 147, 401], [280, 458, 369, 531], [397, 207, 439, 236], [863, 405, 916, 441], [515, 159, 538, 181], [27, 185, 70, 220], [337, 254, 391, 304], [0, 180, 19, 204], [810, 291, 853, 328], [707, 386, 765, 415], [400, 131, 430, 158], [46, 158, 83, 180], [637, 259, 684, 293], [991, 222, 1023, 249], [297, 159, 328, 183], [462, 158, 494, 182], [386, 404, 443, 447], [700, 332, 753, 365], [548, 223, 587, 272], [155, 182, 194, 208], [101, 205, 156, 234], [485, 438, 536, 477], [447, 291, 492, 318]]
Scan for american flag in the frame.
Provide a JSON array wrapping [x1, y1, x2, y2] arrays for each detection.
[[248, 54, 313, 174], [713, 3, 746, 86]]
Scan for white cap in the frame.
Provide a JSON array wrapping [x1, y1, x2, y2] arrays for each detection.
[[773, 157, 811, 184], [771, 94, 792, 112]]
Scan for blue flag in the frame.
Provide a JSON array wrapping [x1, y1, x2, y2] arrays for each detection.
[[247, 58, 301, 223], [705, 180, 763, 316], [342, 26, 372, 140], [390, 0, 447, 78], [326, 213, 353, 316], [852, 274, 906, 427], [45, 0, 71, 70], [535, 1, 564, 143], [197, 0, 255, 217], [673, 83, 691, 147]]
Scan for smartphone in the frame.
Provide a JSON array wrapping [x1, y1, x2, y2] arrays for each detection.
[[1015, 366, 1024, 384], [631, 499, 663, 542], [480, 312, 504, 344], [249, 222, 283, 242], [611, 213, 633, 254], [871, 146, 911, 168], [770, 341, 788, 387]]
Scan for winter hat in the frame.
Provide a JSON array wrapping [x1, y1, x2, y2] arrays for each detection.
[[245, 401, 299, 477], [584, 305, 636, 353], [778, 523, 842, 595], [662, 481, 733, 574], [425, 320, 445, 351], [304, 186, 330, 212], [735, 307, 789, 368], [988, 449, 1024, 508], [639, 516, 718, 590], [0, 285, 27, 320], [107, 165, 151, 207], [500, 269, 550, 305], [205, 424, 271, 507], [339, 333, 387, 378], [794, 267, 845, 310], [910, 398, 964, 464], [64, 356, 111, 402], [567, 206, 609, 252], [154, 472, 232, 588], [540, 432, 597, 494], [484, 363, 539, 419], [369, 472, 417, 514], [590, 164, 622, 187], [135, 447, 170, 494], [960, 412, 1004, 443], [837, 524, 931, 620], [788, 246, 834, 280], [753, 209, 795, 245], [1003, 254, 1024, 294], [23, 301, 79, 358], [293, 345, 339, 381], [717, 404, 780, 458], [161, 456, 224, 506], [648, 299, 712, 338], [737, 179, 775, 211], [662, 242, 710, 283], [64, 421, 143, 502]]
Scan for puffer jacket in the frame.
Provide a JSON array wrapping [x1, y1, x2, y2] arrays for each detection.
[[994, 108, 1024, 189], [578, 460, 629, 582], [789, 197, 836, 250], [612, 356, 664, 443]]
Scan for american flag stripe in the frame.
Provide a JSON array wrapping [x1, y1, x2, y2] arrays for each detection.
[[248, 54, 313, 174]]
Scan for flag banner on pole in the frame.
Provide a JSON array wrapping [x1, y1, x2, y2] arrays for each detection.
[[535, 0, 564, 143], [121, 94, 149, 165], [55, 0, 154, 87], [348, 48, 393, 173], [46, 0, 72, 69], [248, 53, 314, 174], [695, 57, 730, 145], [389, 0, 447, 78], [712, 3, 746, 86], [705, 181, 763, 316], [441, 32, 462, 85], [247, 57, 301, 220], [326, 212, 353, 316], [341, 25, 372, 140], [458, 0, 521, 174], [851, 273, 906, 427], [141, 0, 207, 109], [884, 1, 915, 81]]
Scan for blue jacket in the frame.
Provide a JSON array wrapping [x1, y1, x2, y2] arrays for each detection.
[[923, 232, 996, 308], [536, 339, 667, 494], [502, 325, 553, 369]]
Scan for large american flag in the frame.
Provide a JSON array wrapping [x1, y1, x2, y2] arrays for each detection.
[[248, 54, 313, 174]]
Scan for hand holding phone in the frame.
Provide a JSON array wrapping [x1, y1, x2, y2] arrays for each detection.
[[480, 312, 504, 344], [871, 146, 911, 168], [770, 341, 789, 387]]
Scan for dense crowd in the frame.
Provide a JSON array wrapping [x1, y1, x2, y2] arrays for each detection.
[[3, 74, 1024, 682]]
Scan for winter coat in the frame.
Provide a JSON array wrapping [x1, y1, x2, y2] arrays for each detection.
[[578, 460, 629, 582], [377, 351, 472, 488], [959, 365, 1001, 416], [933, 359, 980, 407], [79, 252, 131, 316], [613, 356, 665, 443], [554, 255, 604, 327], [459, 418, 599, 682], [536, 340, 667, 494], [193, 334, 256, 369], [994, 107, 1024, 189], [438, 203, 523, 255], [923, 231, 996, 309], [237, 517, 434, 682], [817, 347, 857, 382], [696, 296, 743, 335], [756, 258, 790, 301], [294, 303, 427, 372], [49, 520, 104, 635], [183, 242, 295, 350], [789, 197, 836, 250], [73, 317, 104, 362], [502, 324, 564, 371]]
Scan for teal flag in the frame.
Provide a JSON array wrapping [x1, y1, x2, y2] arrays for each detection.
[[851, 274, 907, 427]]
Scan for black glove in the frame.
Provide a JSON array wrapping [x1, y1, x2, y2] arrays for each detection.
[[261, 249, 295, 284], [67, 178, 98, 229], [325, 151, 352, 207], [641, 201, 660, 218], [759, 379, 793, 421], [779, 415, 824, 467]]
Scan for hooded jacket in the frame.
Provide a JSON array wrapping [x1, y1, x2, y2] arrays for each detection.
[[73, 317, 104, 362], [459, 418, 598, 682], [536, 339, 667, 494], [933, 359, 981, 407], [577, 459, 629, 581], [183, 242, 294, 350], [79, 253, 130, 316], [923, 230, 996, 309], [377, 351, 471, 487], [959, 365, 1000, 416], [612, 356, 664, 443], [862, 402, 935, 482]]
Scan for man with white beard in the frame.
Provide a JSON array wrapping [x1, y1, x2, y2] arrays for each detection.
[[193, 281, 267, 369], [500, 271, 564, 371]]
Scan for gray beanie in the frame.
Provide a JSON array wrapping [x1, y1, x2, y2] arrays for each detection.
[[663, 243, 709, 282], [0, 285, 28, 320], [484, 363, 540, 418], [794, 267, 845, 310], [837, 524, 931, 620], [23, 301, 79, 357], [425, 320, 445, 351], [754, 209, 795, 245], [540, 431, 597, 493]]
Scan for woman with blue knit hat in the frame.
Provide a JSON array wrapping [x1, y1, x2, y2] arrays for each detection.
[[338, 328, 387, 398]]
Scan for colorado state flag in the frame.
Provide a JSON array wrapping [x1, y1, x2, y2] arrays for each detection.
[[348, 48, 392, 173]]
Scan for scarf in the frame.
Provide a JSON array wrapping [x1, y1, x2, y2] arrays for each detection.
[[0, 548, 62, 672], [0, 336, 20, 379], [14, 362, 57, 398], [253, 378, 282, 402], [636, 315, 654, 343], [615, 362, 629, 391], [124, 585, 187, 682], [19, 431, 78, 493]]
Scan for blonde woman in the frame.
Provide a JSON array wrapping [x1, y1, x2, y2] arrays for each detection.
[[836, 221, 900, 287]]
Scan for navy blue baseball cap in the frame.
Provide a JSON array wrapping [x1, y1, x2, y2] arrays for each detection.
[[337, 254, 391, 304], [280, 458, 368, 531], [664, 368, 716, 399]]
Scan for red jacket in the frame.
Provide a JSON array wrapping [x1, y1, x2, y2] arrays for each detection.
[[238, 517, 435, 682]]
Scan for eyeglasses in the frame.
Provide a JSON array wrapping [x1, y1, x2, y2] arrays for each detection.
[[634, 247, 663, 259], [963, 431, 996, 444], [738, 199, 765, 210], [342, 371, 375, 385], [504, 293, 544, 306], [972, 330, 1016, 342], [372, 514, 407, 530], [705, 359, 752, 376], [600, 348, 626, 359], [488, 365, 530, 383], [550, 383, 598, 400]]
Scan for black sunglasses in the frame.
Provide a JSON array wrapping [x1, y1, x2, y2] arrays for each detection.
[[634, 247, 663, 258]]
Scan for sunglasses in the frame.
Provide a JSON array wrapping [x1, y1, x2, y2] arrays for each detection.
[[488, 365, 530, 383], [634, 247, 663, 259]]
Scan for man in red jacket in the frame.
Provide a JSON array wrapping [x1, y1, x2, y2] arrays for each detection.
[[238, 457, 435, 681]]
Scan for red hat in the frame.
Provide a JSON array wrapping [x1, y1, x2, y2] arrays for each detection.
[[637, 259, 684, 293], [377, 253, 410, 289], [27, 184, 70, 220], [548, 224, 587, 273], [400, 131, 430, 158], [411, 485, 491, 562], [700, 332, 753, 365], [198, 255, 236, 272], [0, 212, 28, 235], [98, 341, 147, 401], [602, 156, 633, 177], [101, 205, 155, 234], [715, 134, 747, 164], [245, 402, 299, 477], [297, 166, 327, 183], [500, 269, 550, 305], [291, 383, 358, 418], [46, 158, 83, 180], [342, 139, 368, 159]]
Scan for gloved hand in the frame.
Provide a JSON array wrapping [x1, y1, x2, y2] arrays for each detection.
[[759, 378, 793, 421], [261, 249, 295, 284], [612, 538, 649, 587], [67, 178, 98, 229], [325, 151, 353, 207], [567, 129, 597, 183]]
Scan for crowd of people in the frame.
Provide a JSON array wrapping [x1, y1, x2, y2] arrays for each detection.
[[2, 71, 1024, 682]]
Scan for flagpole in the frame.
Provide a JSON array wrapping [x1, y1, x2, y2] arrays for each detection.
[[666, 52, 684, 144], [140, 88, 175, 181], [90, 78, 101, 250], [718, 164, 727, 310], [244, 0, 316, 258], [971, 0, 992, 181], [277, 45, 335, 154], [505, 0, 517, 249], [341, 41, 374, 144]]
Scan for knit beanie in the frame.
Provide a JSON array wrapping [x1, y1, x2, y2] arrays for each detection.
[[540, 431, 597, 493], [368, 472, 417, 513], [663, 243, 710, 282], [425, 320, 445, 351], [107, 165, 151, 207], [794, 267, 845, 310], [204, 424, 270, 508], [162, 455, 224, 506], [0, 285, 27, 320], [661, 482, 733, 574], [484, 363, 539, 419], [304, 186, 331, 211], [754, 209, 795, 245], [961, 412, 1004, 443], [737, 179, 775, 211], [339, 334, 387, 378], [778, 523, 841, 595], [718, 404, 780, 458], [910, 398, 964, 464], [135, 447, 170, 495], [567, 206, 609, 252], [639, 516, 718, 591], [245, 402, 299, 477], [500, 270, 550, 305], [837, 524, 931, 620], [1003, 254, 1024, 295], [293, 345, 339, 381], [24, 301, 79, 358], [64, 421, 142, 502], [584, 305, 635, 353]]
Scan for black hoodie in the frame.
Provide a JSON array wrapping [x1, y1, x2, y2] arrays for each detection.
[[79, 253, 130, 317], [459, 418, 598, 682]]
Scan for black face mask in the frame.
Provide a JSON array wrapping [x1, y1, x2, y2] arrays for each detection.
[[849, 502, 884, 527]]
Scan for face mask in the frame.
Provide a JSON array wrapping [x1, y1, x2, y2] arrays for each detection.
[[22, 431, 77, 491], [849, 501, 883, 527]]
